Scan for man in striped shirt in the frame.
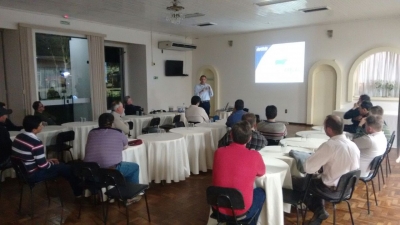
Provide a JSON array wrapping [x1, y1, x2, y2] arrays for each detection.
[[257, 105, 287, 145], [12, 115, 81, 196]]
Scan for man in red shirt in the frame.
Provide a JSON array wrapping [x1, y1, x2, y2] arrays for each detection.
[[212, 120, 266, 224]]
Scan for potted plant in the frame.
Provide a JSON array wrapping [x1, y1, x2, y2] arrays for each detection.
[[385, 82, 394, 97], [374, 80, 383, 97]]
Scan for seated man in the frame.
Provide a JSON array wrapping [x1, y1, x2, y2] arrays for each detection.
[[32, 101, 57, 125], [353, 115, 387, 177], [257, 105, 287, 145], [0, 102, 22, 131], [226, 99, 246, 127], [185, 96, 209, 123], [218, 113, 268, 150], [213, 121, 266, 224], [343, 94, 371, 133], [124, 96, 142, 115], [292, 115, 360, 225], [110, 101, 129, 134], [353, 105, 391, 140], [12, 115, 81, 196], [0, 107, 12, 167], [84, 113, 140, 203]]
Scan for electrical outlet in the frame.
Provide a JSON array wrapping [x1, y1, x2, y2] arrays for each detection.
[[153, 76, 158, 79], [285, 109, 287, 113]]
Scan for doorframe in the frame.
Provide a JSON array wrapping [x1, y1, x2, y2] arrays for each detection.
[[307, 60, 342, 125], [196, 65, 220, 113]]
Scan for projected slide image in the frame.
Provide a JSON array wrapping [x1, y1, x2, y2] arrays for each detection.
[[255, 41, 305, 83]]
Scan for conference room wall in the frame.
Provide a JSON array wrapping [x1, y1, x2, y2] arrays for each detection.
[[193, 17, 400, 123], [0, 7, 193, 115]]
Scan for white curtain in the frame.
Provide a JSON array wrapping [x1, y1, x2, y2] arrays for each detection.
[[87, 35, 107, 120], [19, 25, 36, 115], [355, 51, 400, 97]]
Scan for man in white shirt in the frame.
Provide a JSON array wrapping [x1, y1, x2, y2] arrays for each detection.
[[293, 115, 360, 225], [185, 96, 209, 123], [194, 75, 213, 116], [111, 101, 129, 134], [353, 115, 387, 177]]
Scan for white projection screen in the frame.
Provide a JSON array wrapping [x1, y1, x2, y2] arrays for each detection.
[[255, 41, 305, 83]]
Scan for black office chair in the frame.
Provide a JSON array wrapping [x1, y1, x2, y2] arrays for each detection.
[[46, 130, 75, 162], [282, 174, 313, 225], [0, 159, 13, 197], [160, 114, 181, 132], [306, 170, 361, 225], [188, 121, 200, 125], [127, 121, 134, 137], [360, 155, 385, 214], [99, 168, 150, 225], [11, 157, 63, 223], [206, 186, 259, 225], [175, 121, 185, 127], [267, 139, 281, 146], [383, 131, 395, 177], [142, 117, 161, 134]]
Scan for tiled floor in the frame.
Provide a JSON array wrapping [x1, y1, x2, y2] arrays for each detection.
[[1, 124, 400, 224]]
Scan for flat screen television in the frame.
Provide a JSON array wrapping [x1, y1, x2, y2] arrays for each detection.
[[165, 60, 187, 76]]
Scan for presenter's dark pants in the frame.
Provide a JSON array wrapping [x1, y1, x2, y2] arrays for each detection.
[[200, 101, 210, 116]]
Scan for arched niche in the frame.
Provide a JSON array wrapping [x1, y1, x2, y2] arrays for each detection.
[[307, 60, 342, 125], [196, 65, 220, 115], [348, 47, 400, 102]]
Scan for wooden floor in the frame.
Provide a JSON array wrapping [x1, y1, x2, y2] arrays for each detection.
[[1, 124, 400, 225]]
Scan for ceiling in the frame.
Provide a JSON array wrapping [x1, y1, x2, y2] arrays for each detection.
[[1, 0, 400, 38]]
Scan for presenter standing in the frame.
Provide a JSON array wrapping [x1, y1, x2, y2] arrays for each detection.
[[194, 75, 213, 116]]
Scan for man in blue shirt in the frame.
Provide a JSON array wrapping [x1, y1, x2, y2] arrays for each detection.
[[226, 99, 246, 127], [194, 75, 213, 116]]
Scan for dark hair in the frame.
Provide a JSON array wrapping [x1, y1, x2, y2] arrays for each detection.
[[32, 101, 41, 111], [200, 75, 206, 79], [366, 115, 383, 131], [359, 94, 371, 102], [98, 113, 114, 128], [231, 121, 252, 144], [360, 101, 373, 111], [23, 115, 42, 132], [324, 115, 343, 135], [242, 113, 256, 127], [191, 96, 201, 105], [265, 105, 277, 119], [234, 99, 244, 110], [370, 106, 384, 116], [111, 101, 122, 111]]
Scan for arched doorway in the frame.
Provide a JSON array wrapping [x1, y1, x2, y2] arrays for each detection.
[[307, 60, 342, 125], [197, 65, 219, 116]]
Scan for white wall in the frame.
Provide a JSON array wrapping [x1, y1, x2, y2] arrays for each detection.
[[193, 17, 400, 123], [0, 7, 193, 114]]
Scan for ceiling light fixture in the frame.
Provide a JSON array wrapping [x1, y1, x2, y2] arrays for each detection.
[[166, 0, 185, 25], [255, 0, 296, 7]]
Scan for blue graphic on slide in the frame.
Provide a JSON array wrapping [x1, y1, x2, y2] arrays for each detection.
[[255, 45, 270, 69]]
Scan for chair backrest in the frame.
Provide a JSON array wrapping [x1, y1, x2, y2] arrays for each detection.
[[173, 115, 181, 123], [10, 157, 30, 184], [386, 131, 396, 154], [243, 108, 249, 112], [56, 130, 75, 144], [255, 114, 260, 123], [69, 161, 100, 181], [175, 121, 185, 127], [206, 186, 245, 218], [149, 117, 160, 127], [188, 121, 200, 124], [127, 121, 134, 130], [366, 155, 384, 180], [98, 168, 126, 195], [336, 169, 361, 201], [147, 127, 165, 133]]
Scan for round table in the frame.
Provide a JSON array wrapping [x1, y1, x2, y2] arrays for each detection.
[[216, 111, 232, 119], [137, 133, 190, 183], [122, 142, 149, 184], [61, 121, 98, 159], [279, 137, 327, 151], [170, 127, 214, 173], [123, 115, 153, 138], [215, 118, 227, 124], [296, 130, 329, 140], [312, 126, 323, 131], [195, 123, 228, 167]]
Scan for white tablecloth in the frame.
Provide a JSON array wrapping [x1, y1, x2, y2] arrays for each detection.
[[122, 143, 149, 184], [137, 133, 190, 183], [296, 130, 329, 140], [195, 123, 228, 168], [280, 137, 327, 151], [170, 127, 213, 174], [216, 111, 232, 119], [61, 121, 98, 159], [206, 157, 292, 225], [215, 118, 227, 124]]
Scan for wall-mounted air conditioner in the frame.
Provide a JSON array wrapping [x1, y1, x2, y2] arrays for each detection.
[[158, 41, 197, 51]]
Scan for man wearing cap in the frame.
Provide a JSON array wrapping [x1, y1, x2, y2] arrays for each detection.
[[194, 75, 213, 116], [0, 106, 13, 168], [0, 102, 23, 131]]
